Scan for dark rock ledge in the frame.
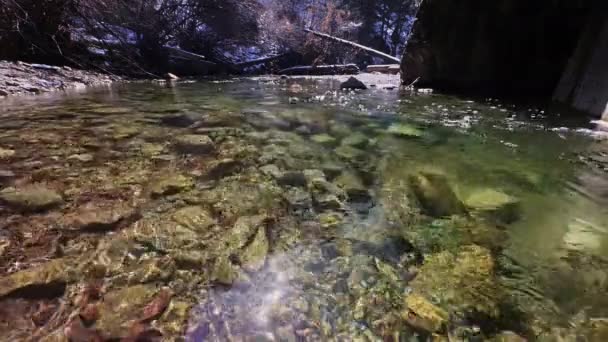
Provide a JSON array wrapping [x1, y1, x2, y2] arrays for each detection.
[[0, 60, 121, 97]]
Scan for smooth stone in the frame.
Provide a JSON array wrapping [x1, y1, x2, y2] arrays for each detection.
[[172, 206, 216, 233], [0, 147, 15, 159], [260, 164, 283, 179], [283, 187, 312, 210], [341, 132, 369, 149], [67, 153, 94, 162], [465, 189, 521, 223], [96, 284, 161, 338], [0, 170, 15, 183], [410, 245, 502, 319], [334, 145, 366, 162], [334, 172, 370, 202], [150, 175, 194, 198], [0, 185, 63, 212], [403, 294, 448, 333], [409, 172, 466, 217], [239, 225, 269, 272], [310, 134, 337, 146], [211, 257, 240, 285], [387, 123, 424, 138], [0, 258, 74, 298], [318, 212, 343, 229], [206, 158, 243, 179], [277, 171, 307, 188], [174, 134, 215, 154], [161, 113, 200, 127], [222, 215, 267, 251], [340, 77, 367, 90], [65, 201, 139, 231]]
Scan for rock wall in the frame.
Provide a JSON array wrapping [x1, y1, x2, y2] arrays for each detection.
[[402, 0, 607, 116], [553, 14, 608, 118]]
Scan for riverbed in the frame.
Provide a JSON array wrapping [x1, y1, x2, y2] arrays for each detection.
[[0, 77, 607, 341]]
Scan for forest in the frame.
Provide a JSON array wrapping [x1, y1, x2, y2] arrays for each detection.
[[0, 0, 420, 76]]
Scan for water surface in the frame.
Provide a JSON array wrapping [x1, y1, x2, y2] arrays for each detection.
[[0, 78, 607, 340]]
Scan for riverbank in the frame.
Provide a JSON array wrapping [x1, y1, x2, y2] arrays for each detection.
[[0, 61, 121, 98]]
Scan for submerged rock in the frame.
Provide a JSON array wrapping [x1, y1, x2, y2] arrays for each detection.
[[334, 171, 371, 202], [161, 113, 200, 127], [409, 172, 466, 217], [341, 132, 370, 149], [283, 187, 313, 211], [409, 245, 503, 320], [465, 189, 521, 224], [65, 201, 140, 231], [403, 293, 448, 333], [0, 169, 15, 184], [239, 225, 269, 272], [0, 185, 63, 212], [0, 147, 15, 159], [340, 77, 367, 90], [0, 258, 74, 298], [334, 145, 366, 162], [387, 123, 424, 138], [95, 284, 162, 338], [171, 206, 216, 233], [174, 134, 215, 154], [211, 257, 240, 285], [310, 134, 337, 146], [150, 174, 194, 198]]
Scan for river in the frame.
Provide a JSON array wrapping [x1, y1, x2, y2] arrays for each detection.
[[0, 77, 607, 341]]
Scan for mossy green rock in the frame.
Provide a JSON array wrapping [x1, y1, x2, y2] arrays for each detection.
[[0, 258, 74, 298], [223, 215, 267, 252], [387, 123, 424, 138], [403, 293, 448, 333], [465, 189, 521, 223], [174, 134, 215, 154], [211, 256, 240, 285], [334, 145, 366, 162], [150, 174, 194, 198], [96, 284, 160, 337], [409, 172, 466, 217], [172, 206, 216, 232], [341, 132, 369, 148], [410, 245, 503, 318], [334, 171, 370, 202], [0, 185, 63, 212], [311, 134, 337, 146], [0, 147, 15, 159], [239, 225, 269, 272]]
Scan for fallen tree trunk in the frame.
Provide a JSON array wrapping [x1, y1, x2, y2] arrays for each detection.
[[279, 64, 359, 75], [234, 54, 288, 69], [304, 29, 401, 64]]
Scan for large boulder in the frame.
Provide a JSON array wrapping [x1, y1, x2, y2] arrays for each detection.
[[171, 206, 216, 233], [64, 201, 140, 231], [238, 225, 269, 272], [465, 189, 521, 224], [409, 245, 503, 320], [340, 77, 367, 90], [174, 135, 215, 154], [0, 258, 75, 298], [403, 293, 448, 333], [409, 172, 467, 217], [0, 185, 63, 212], [149, 174, 194, 198]]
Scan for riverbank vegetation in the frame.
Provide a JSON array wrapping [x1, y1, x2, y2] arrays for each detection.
[[0, 0, 420, 76]]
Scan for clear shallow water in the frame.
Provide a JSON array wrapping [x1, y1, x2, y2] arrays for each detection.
[[0, 78, 607, 340]]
